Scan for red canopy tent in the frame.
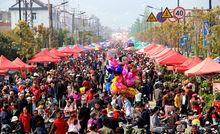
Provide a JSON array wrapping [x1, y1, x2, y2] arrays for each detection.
[[143, 44, 157, 53], [107, 49, 118, 53], [50, 48, 68, 57], [155, 50, 176, 62], [158, 52, 187, 65], [60, 46, 74, 53], [0, 69, 8, 75], [146, 45, 164, 56], [185, 57, 220, 76], [0, 55, 21, 70], [28, 55, 61, 63], [72, 45, 84, 53], [174, 56, 202, 72], [34, 48, 60, 59], [13, 57, 36, 69], [154, 48, 174, 59], [150, 47, 167, 57], [125, 47, 136, 51]]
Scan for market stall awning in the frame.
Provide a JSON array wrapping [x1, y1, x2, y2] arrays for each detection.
[[146, 45, 164, 56], [125, 47, 136, 51], [175, 56, 202, 72], [185, 57, 220, 76], [214, 57, 220, 63], [60, 46, 74, 53], [13, 57, 36, 69], [0, 55, 21, 70], [154, 48, 174, 59], [28, 55, 61, 63], [158, 52, 187, 65], [143, 44, 157, 53], [50, 48, 69, 57], [107, 49, 118, 53], [34, 48, 60, 59], [150, 47, 168, 57], [72, 45, 84, 53]]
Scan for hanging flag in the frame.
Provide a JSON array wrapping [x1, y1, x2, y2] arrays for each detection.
[[180, 34, 188, 46], [203, 20, 209, 47], [204, 20, 209, 35]]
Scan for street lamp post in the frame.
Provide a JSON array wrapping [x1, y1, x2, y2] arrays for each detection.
[[48, 1, 69, 48]]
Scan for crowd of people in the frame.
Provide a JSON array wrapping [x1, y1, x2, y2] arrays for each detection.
[[0, 48, 220, 134]]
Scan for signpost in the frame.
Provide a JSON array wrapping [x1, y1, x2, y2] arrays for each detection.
[[162, 7, 172, 18], [157, 12, 166, 23], [168, 11, 177, 22], [173, 7, 186, 19], [147, 12, 157, 22]]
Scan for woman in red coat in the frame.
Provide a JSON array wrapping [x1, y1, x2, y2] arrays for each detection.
[[19, 107, 31, 133]]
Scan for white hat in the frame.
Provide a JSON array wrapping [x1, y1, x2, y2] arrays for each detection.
[[11, 116, 18, 122], [107, 111, 114, 117]]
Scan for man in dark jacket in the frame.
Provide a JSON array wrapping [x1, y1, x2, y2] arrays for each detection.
[[132, 103, 150, 133], [11, 116, 25, 134], [31, 110, 46, 134], [0, 105, 12, 125], [16, 93, 28, 114]]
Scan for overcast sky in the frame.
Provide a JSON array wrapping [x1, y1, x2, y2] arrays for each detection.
[[1, 0, 220, 29]]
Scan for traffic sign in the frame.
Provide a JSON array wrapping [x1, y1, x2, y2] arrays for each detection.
[[147, 12, 157, 22], [168, 11, 177, 22], [162, 7, 172, 18], [157, 12, 166, 23], [173, 6, 186, 19]]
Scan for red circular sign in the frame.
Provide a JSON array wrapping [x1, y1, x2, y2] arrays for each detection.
[[168, 11, 177, 22], [173, 6, 186, 19]]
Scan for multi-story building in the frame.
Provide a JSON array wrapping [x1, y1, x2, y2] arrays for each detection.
[[9, 0, 60, 29], [0, 10, 11, 31]]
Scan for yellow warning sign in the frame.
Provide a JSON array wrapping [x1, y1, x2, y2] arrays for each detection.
[[147, 12, 157, 22], [162, 7, 172, 18]]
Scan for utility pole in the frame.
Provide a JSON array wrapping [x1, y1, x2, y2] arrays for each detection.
[[72, 11, 75, 45], [177, 0, 180, 52], [48, 0, 53, 48], [30, 0, 33, 27], [18, 0, 22, 20], [207, 0, 212, 57], [24, 0, 28, 22]]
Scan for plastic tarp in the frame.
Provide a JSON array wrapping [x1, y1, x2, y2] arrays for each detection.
[[185, 57, 220, 76], [0, 55, 21, 70], [158, 52, 187, 65]]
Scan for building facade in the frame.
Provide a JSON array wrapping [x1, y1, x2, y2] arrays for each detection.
[[0, 10, 11, 31], [9, 0, 60, 29]]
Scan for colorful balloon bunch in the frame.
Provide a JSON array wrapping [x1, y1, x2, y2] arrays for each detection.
[[106, 59, 140, 97]]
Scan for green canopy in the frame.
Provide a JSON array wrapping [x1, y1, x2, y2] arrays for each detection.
[[134, 42, 149, 49]]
